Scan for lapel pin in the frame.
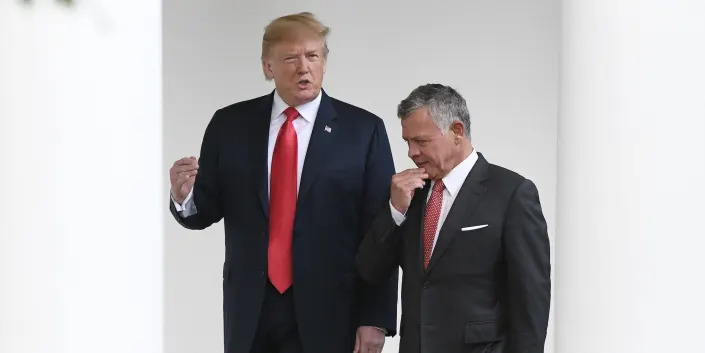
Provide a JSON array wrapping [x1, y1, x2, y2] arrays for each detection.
[[324, 125, 332, 133]]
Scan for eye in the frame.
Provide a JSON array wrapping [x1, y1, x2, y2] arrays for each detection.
[[415, 139, 429, 146]]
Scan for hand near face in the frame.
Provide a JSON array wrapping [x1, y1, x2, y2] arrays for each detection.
[[390, 168, 428, 214]]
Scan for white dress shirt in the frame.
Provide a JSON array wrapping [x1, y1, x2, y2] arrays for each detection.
[[172, 90, 322, 216], [390, 148, 479, 254]]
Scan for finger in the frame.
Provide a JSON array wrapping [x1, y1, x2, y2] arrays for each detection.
[[361, 343, 376, 353], [353, 333, 360, 353], [173, 157, 195, 166], [174, 176, 189, 190], [176, 171, 196, 183], [173, 164, 199, 174], [393, 169, 421, 180], [173, 159, 199, 169], [393, 176, 421, 188], [175, 159, 199, 168], [392, 180, 421, 195], [172, 170, 197, 184], [171, 166, 198, 180], [181, 175, 196, 191], [184, 174, 197, 187], [403, 170, 428, 180], [176, 172, 197, 186], [400, 168, 427, 176], [401, 178, 425, 191], [395, 170, 428, 182]]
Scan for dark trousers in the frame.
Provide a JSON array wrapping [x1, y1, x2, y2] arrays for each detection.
[[250, 281, 303, 353]]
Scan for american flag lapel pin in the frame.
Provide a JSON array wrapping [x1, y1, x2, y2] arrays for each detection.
[[324, 125, 332, 133]]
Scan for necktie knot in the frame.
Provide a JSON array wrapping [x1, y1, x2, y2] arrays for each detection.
[[283, 107, 299, 123], [432, 180, 445, 193]]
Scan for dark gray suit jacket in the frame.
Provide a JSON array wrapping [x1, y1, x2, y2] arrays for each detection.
[[357, 153, 550, 353]]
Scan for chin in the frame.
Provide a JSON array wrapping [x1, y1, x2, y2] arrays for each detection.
[[295, 89, 318, 101], [427, 170, 442, 180]]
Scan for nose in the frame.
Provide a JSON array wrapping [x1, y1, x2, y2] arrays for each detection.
[[296, 56, 309, 75], [408, 144, 420, 159]]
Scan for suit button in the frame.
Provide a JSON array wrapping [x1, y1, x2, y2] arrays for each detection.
[[422, 282, 430, 288], [259, 271, 265, 276], [416, 321, 420, 326]]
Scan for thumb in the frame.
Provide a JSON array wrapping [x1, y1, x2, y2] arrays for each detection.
[[183, 177, 195, 194], [353, 331, 360, 353]]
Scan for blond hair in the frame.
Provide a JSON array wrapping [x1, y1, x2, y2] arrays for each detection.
[[261, 12, 330, 78]]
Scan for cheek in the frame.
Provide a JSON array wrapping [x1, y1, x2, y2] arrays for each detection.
[[311, 62, 325, 76], [422, 146, 437, 160], [273, 65, 294, 80], [427, 147, 448, 167]]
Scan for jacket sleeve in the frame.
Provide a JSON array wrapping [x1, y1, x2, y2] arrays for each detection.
[[169, 110, 224, 230], [354, 117, 400, 336], [503, 179, 551, 353]]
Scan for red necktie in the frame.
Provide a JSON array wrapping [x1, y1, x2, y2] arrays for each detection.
[[423, 180, 444, 270], [268, 107, 299, 293]]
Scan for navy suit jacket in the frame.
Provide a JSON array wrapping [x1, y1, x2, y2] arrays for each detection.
[[170, 89, 398, 353]]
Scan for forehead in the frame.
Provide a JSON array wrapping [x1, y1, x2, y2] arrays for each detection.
[[272, 36, 325, 54], [401, 107, 438, 139]]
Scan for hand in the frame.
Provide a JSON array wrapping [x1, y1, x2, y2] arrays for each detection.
[[353, 326, 385, 353], [390, 168, 428, 214], [169, 156, 198, 204]]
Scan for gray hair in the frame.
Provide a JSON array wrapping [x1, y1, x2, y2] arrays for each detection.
[[397, 84, 471, 138]]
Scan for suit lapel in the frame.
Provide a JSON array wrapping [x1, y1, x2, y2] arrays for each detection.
[[251, 92, 275, 219], [424, 154, 489, 275], [295, 90, 338, 214]]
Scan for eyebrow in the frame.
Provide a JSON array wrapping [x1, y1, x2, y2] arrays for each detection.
[[403, 135, 429, 142]]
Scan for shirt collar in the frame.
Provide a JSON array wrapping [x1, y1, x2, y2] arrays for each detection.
[[439, 148, 479, 197], [271, 89, 322, 123]]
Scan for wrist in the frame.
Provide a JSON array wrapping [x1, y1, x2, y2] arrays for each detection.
[[390, 201, 408, 214]]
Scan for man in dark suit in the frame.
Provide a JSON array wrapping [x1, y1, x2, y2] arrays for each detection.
[[357, 84, 551, 353], [168, 12, 397, 353]]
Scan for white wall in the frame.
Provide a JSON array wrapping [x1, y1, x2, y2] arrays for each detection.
[[0, 1, 163, 353], [163, 1, 559, 352], [557, 1, 705, 352]]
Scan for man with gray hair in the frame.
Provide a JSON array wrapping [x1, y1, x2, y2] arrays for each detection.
[[357, 84, 551, 353]]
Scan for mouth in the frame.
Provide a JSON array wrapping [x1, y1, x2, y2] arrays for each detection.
[[297, 79, 312, 89]]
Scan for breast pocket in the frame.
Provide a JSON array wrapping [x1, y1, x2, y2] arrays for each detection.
[[447, 224, 502, 274]]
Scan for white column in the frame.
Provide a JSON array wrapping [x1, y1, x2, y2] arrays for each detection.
[[0, 1, 163, 353], [557, 1, 705, 352]]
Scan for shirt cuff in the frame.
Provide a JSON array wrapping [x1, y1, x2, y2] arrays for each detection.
[[389, 200, 406, 226], [171, 188, 197, 217]]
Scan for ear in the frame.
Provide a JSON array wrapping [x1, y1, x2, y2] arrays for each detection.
[[450, 121, 465, 140], [262, 58, 274, 80]]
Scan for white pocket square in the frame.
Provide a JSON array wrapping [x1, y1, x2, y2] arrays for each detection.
[[461, 224, 488, 231]]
